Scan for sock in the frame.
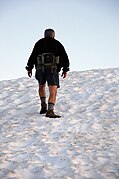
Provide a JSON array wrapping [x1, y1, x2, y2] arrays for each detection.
[[40, 97, 46, 105], [48, 103, 55, 110]]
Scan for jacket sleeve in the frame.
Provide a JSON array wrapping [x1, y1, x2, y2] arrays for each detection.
[[59, 43, 70, 72], [25, 43, 38, 71]]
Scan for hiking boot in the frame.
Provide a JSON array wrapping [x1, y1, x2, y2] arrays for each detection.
[[40, 103, 47, 114], [46, 110, 61, 118]]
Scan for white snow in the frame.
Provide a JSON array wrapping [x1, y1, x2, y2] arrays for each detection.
[[0, 68, 119, 179]]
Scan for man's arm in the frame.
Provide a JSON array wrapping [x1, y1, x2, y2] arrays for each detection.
[[25, 43, 38, 77], [59, 43, 70, 76]]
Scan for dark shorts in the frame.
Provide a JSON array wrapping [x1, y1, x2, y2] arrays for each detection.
[[35, 68, 60, 88]]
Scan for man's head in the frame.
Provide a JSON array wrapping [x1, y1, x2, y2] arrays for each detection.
[[44, 28, 55, 38]]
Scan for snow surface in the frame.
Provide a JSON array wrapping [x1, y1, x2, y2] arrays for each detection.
[[0, 68, 119, 179]]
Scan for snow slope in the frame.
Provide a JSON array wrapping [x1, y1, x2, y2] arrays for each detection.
[[0, 68, 119, 179]]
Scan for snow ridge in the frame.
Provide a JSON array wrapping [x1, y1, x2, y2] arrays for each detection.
[[0, 68, 119, 179]]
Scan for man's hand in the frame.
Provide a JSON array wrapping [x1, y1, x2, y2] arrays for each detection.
[[61, 72, 67, 78], [28, 70, 32, 78]]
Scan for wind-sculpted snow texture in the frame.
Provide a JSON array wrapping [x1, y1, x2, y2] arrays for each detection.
[[0, 68, 119, 179]]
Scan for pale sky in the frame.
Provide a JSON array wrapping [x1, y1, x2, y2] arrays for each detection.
[[0, 0, 119, 80]]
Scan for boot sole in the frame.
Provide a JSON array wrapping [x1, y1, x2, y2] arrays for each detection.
[[40, 110, 47, 114], [46, 115, 61, 118]]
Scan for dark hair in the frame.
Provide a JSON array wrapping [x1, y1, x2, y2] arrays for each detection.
[[44, 29, 55, 38]]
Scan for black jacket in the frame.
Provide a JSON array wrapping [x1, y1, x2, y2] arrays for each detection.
[[26, 37, 70, 72]]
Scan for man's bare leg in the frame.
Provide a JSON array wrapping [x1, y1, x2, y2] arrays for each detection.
[[46, 85, 61, 118], [39, 83, 47, 114], [48, 85, 57, 104], [38, 84, 46, 97]]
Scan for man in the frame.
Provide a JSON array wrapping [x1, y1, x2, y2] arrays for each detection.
[[26, 28, 70, 118]]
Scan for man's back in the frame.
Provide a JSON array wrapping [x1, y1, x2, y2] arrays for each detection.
[[35, 37, 61, 56], [27, 36, 69, 72]]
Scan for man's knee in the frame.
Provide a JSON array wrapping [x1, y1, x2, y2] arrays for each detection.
[[39, 84, 46, 91], [38, 84, 46, 97], [49, 85, 57, 96]]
